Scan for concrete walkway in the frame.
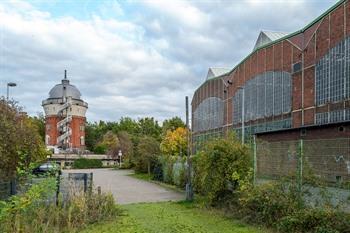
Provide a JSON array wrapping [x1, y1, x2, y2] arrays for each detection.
[[62, 169, 184, 204]]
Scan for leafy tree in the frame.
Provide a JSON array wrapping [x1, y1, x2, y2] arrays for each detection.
[[29, 113, 45, 143], [117, 131, 133, 162], [101, 131, 120, 158], [135, 136, 160, 175], [113, 117, 139, 135], [137, 117, 162, 141], [160, 127, 188, 157], [162, 117, 185, 134], [0, 99, 47, 178]]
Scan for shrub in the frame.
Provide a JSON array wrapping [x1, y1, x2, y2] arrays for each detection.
[[192, 135, 251, 205], [238, 181, 302, 226], [72, 158, 103, 169], [0, 178, 119, 233], [277, 208, 350, 233]]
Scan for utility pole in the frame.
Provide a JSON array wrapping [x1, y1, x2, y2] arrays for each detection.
[[185, 96, 193, 201]]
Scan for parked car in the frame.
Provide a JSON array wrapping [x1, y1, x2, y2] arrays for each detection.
[[32, 162, 61, 176]]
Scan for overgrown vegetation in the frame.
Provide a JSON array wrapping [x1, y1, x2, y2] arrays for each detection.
[[0, 98, 48, 179], [72, 158, 103, 169], [0, 178, 119, 233], [189, 136, 350, 233]]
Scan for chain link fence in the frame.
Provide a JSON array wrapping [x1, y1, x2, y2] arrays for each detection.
[[253, 137, 350, 211]]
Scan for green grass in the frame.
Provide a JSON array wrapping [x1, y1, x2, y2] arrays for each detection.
[[81, 201, 269, 233]]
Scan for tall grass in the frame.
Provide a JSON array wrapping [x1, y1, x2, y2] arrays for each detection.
[[0, 178, 119, 233]]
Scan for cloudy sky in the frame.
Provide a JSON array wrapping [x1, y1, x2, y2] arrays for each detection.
[[0, 0, 337, 122]]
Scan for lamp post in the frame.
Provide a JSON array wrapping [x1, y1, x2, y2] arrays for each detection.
[[6, 82, 17, 101], [238, 86, 245, 144], [118, 150, 122, 168]]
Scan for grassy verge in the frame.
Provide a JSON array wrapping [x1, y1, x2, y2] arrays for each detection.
[[81, 201, 269, 233]]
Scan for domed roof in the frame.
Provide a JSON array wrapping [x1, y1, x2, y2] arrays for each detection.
[[48, 71, 82, 100], [49, 83, 81, 99]]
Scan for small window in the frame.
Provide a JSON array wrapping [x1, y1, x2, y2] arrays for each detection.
[[300, 129, 307, 136], [338, 126, 345, 132], [80, 136, 85, 146], [292, 62, 302, 74], [46, 124, 51, 131], [80, 125, 85, 131]]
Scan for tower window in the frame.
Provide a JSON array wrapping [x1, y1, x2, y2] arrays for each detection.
[[80, 136, 85, 146]]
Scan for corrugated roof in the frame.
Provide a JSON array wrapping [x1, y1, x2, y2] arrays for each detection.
[[253, 30, 290, 51], [206, 67, 231, 80]]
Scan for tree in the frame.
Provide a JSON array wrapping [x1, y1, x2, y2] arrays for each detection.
[[160, 127, 188, 157], [30, 113, 45, 143], [117, 131, 134, 166], [162, 117, 185, 134], [135, 136, 160, 175], [137, 117, 162, 141], [101, 131, 120, 158], [0, 99, 47, 179]]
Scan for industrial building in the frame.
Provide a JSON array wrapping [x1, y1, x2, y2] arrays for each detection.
[[42, 71, 88, 152], [191, 0, 350, 183]]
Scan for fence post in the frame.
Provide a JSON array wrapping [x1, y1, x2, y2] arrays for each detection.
[[298, 139, 304, 193], [10, 178, 17, 196], [89, 172, 93, 194], [56, 172, 61, 206], [253, 135, 257, 186], [83, 173, 87, 193]]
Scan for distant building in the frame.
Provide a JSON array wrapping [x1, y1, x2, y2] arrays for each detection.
[[42, 70, 88, 152]]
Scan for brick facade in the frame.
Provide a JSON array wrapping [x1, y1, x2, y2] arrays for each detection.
[[191, 0, 350, 143]]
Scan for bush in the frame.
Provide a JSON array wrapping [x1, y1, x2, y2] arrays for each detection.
[[192, 136, 251, 205], [277, 208, 350, 233], [238, 181, 302, 226], [0, 178, 119, 233], [73, 158, 103, 169]]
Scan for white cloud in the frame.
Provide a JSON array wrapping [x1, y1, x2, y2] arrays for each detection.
[[0, 0, 337, 122]]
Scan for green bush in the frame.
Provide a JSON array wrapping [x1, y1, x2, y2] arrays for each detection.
[[238, 181, 302, 226], [73, 158, 103, 169], [277, 208, 350, 233], [192, 136, 251, 205]]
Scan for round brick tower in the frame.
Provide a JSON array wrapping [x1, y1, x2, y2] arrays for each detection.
[[42, 70, 88, 152]]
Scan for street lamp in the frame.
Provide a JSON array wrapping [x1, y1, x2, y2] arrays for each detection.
[[118, 150, 123, 168], [238, 86, 245, 145], [7, 82, 17, 101]]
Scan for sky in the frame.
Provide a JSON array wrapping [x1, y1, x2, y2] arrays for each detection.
[[0, 0, 337, 123]]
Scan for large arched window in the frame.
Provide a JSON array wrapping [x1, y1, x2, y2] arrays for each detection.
[[233, 71, 292, 125], [193, 97, 224, 132], [315, 36, 350, 124], [316, 36, 350, 106]]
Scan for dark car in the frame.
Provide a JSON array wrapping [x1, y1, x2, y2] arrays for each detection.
[[32, 162, 61, 176]]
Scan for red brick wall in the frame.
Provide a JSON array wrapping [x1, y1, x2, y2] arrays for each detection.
[[45, 116, 86, 149], [257, 123, 350, 142], [191, 0, 349, 133]]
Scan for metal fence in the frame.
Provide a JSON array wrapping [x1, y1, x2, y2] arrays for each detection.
[[253, 137, 350, 211], [0, 172, 93, 202]]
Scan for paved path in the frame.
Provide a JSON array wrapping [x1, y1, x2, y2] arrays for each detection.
[[62, 169, 184, 204]]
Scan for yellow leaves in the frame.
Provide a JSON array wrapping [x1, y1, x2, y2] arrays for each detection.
[[160, 127, 188, 157]]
